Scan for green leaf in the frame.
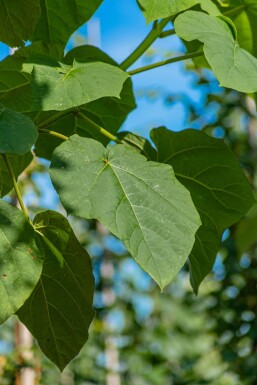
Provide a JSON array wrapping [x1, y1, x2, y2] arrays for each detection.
[[0, 200, 43, 324], [0, 105, 38, 154], [138, 0, 220, 23], [31, 0, 103, 50], [151, 127, 255, 292], [33, 46, 136, 159], [31, 61, 129, 111], [0, 0, 41, 47], [50, 136, 201, 290], [0, 152, 33, 197], [175, 11, 257, 93], [17, 210, 95, 371]]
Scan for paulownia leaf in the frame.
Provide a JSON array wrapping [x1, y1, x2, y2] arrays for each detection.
[[0, 200, 43, 324], [0, 105, 38, 154], [175, 11, 257, 93], [0, 0, 41, 47], [31, 61, 129, 111], [17, 210, 95, 371], [31, 0, 103, 51], [50, 136, 201, 290], [33, 45, 136, 159], [0, 152, 33, 197], [138, 0, 220, 23], [151, 127, 255, 292]]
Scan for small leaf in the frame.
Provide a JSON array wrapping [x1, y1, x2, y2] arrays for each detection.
[[17, 210, 95, 371], [0, 200, 43, 324], [31, 61, 129, 111], [32, 0, 103, 51], [235, 204, 257, 254], [0, 152, 33, 197], [50, 136, 201, 290], [151, 127, 255, 292], [0, 105, 38, 154], [175, 11, 257, 93], [0, 0, 41, 47]]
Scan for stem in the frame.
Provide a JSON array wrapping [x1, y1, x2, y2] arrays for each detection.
[[37, 110, 76, 129], [128, 51, 204, 75], [120, 18, 170, 70], [2, 154, 30, 222], [159, 29, 175, 38], [38, 129, 68, 141], [77, 112, 122, 143]]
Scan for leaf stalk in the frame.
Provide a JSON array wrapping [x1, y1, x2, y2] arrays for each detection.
[[128, 51, 204, 75], [120, 18, 171, 70], [2, 153, 30, 222]]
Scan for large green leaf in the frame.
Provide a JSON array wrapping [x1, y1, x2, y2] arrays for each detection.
[[17, 210, 95, 371], [0, 0, 41, 47], [235, 204, 257, 254], [151, 128, 255, 292], [0, 152, 33, 197], [31, 0, 103, 50], [33, 45, 136, 159], [50, 136, 201, 290], [30, 61, 129, 111], [0, 105, 38, 154], [0, 200, 43, 324], [138, 0, 220, 23], [175, 11, 257, 93]]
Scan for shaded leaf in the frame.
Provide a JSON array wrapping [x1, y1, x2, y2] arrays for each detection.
[[175, 11, 257, 93], [151, 127, 255, 292], [31, 61, 129, 111], [0, 200, 43, 324], [0, 152, 33, 197], [17, 210, 95, 371], [32, 0, 103, 51], [0, 0, 41, 47], [50, 136, 201, 290], [0, 105, 38, 154]]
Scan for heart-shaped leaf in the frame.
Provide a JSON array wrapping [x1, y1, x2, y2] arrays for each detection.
[[50, 136, 201, 290], [17, 210, 95, 371], [175, 11, 257, 93]]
